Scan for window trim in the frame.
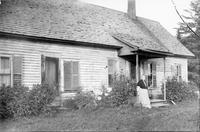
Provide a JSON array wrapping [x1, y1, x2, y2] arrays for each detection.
[[63, 60, 80, 92], [0, 54, 13, 87]]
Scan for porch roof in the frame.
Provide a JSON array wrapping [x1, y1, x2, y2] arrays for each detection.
[[114, 34, 174, 58], [120, 49, 173, 62]]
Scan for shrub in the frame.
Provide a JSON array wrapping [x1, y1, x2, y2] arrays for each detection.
[[63, 99, 78, 110], [99, 75, 137, 107], [0, 84, 57, 119], [0, 85, 29, 119], [166, 77, 198, 102], [27, 84, 57, 116], [72, 91, 97, 111]]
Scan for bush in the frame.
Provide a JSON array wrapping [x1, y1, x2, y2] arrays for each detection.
[[27, 84, 57, 116], [99, 75, 137, 107], [166, 77, 198, 102], [0, 85, 29, 119], [73, 91, 97, 111], [63, 99, 78, 110], [0, 84, 57, 119]]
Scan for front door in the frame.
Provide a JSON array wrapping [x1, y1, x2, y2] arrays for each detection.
[[144, 61, 164, 100], [42, 57, 59, 92]]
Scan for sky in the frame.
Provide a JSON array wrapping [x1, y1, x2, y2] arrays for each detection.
[[80, 0, 192, 36]]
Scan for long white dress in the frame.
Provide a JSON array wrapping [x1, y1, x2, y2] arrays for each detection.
[[136, 86, 151, 108]]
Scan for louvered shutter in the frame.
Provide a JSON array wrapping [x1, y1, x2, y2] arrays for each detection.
[[152, 62, 157, 88], [41, 55, 46, 84], [72, 62, 79, 90], [64, 61, 72, 91], [13, 56, 22, 86]]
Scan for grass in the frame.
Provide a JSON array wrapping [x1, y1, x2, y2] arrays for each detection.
[[0, 99, 199, 131]]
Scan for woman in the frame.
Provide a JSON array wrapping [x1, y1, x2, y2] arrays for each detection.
[[136, 75, 151, 108]]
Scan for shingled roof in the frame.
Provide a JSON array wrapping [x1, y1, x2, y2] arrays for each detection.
[[0, 0, 194, 57]]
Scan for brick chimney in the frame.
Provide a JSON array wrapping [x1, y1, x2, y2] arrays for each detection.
[[127, 0, 136, 19]]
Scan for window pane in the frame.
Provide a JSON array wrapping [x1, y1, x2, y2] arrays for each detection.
[[0, 75, 11, 87], [73, 75, 79, 89], [73, 62, 79, 74], [1, 57, 10, 73]]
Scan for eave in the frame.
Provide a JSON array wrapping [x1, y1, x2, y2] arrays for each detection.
[[0, 31, 122, 50]]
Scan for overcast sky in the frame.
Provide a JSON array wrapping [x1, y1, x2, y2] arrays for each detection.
[[80, 0, 192, 36]]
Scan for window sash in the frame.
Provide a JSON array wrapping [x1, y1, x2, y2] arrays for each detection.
[[0, 56, 11, 87], [0, 57, 10, 74], [64, 61, 79, 91]]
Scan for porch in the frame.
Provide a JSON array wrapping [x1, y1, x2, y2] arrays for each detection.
[[119, 48, 173, 102]]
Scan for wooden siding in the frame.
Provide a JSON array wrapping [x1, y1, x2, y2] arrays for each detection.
[[0, 38, 121, 95], [165, 57, 188, 82], [143, 57, 188, 89]]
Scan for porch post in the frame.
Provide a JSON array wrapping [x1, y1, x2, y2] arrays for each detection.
[[163, 57, 166, 101], [58, 58, 63, 106], [136, 53, 139, 83]]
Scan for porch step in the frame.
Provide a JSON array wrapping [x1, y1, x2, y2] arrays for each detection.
[[151, 103, 170, 108], [151, 99, 170, 108], [151, 99, 166, 103]]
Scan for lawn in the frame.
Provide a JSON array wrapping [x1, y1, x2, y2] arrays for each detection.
[[0, 99, 199, 131]]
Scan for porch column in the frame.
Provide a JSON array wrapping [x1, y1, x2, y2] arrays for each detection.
[[136, 53, 139, 83], [163, 57, 166, 101]]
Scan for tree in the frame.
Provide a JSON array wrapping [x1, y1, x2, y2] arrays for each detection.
[[177, 0, 200, 87]]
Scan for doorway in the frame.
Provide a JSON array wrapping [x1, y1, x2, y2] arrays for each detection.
[[42, 57, 59, 92]]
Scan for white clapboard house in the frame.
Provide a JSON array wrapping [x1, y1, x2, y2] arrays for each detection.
[[0, 0, 194, 102]]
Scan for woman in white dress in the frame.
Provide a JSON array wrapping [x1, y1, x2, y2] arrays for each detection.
[[136, 75, 151, 108]]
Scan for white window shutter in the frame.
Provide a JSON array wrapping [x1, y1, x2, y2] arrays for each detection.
[[152, 62, 157, 88], [72, 61, 79, 90], [64, 61, 72, 91], [13, 56, 22, 86]]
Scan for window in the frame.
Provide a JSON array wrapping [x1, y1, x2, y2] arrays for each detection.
[[175, 64, 182, 82], [147, 62, 156, 88], [108, 59, 117, 87], [0, 55, 22, 87], [64, 61, 79, 91], [171, 64, 182, 82], [0, 56, 11, 87]]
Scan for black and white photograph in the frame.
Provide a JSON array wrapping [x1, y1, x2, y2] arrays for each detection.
[[0, 0, 199, 131]]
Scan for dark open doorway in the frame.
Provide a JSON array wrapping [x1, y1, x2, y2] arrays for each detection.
[[41, 56, 59, 92]]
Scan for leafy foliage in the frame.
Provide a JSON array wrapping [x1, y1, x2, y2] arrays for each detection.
[[166, 77, 198, 102], [99, 75, 137, 107], [27, 84, 57, 115], [70, 91, 97, 111], [63, 75, 137, 110], [177, 0, 200, 87], [0, 84, 56, 119]]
